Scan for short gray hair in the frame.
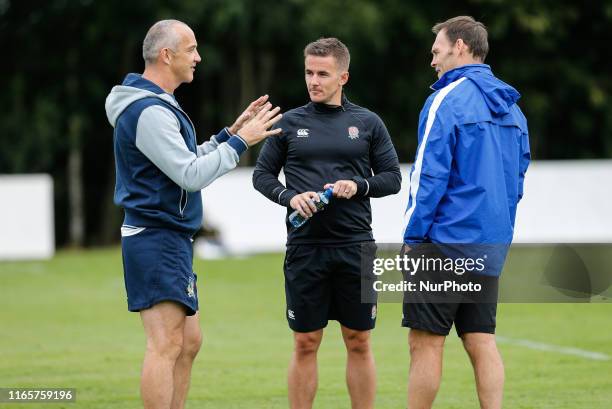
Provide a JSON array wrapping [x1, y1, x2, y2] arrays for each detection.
[[142, 19, 186, 64]]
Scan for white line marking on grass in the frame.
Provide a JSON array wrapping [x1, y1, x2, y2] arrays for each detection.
[[497, 336, 610, 361]]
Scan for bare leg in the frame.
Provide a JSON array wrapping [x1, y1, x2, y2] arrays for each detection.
[[288, 330, 324, 409], [341, 326, 376, 409], [171, 312, 203, 409], [407, 329, 446, 409], [461, 333, 504, 409], [140, 302, 186, 409]]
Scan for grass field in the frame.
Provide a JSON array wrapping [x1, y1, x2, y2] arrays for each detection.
[[0, 248, 611, 408]]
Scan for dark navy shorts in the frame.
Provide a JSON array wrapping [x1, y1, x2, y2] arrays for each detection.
[[121, 227, 198, 316], [283, 243, 378, 333]]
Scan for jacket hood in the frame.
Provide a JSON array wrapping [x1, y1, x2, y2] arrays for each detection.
[[432, 64, 521, 116], [105, 73, 178, 127]]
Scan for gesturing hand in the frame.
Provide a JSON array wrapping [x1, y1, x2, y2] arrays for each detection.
[[237, 102, 283, 146], [229, 95, 269, 135]]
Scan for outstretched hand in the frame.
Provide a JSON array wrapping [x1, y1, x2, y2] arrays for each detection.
[[236, 102, 283, 146], [229, 95, 269, 135]]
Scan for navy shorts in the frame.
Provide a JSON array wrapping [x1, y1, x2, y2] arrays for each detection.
[[121, 228, 198, 316], [283, 243, 378, 333]]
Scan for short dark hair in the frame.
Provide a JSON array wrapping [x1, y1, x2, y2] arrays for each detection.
[[432, 16, 489, 62], [304, 37, 350, 71]]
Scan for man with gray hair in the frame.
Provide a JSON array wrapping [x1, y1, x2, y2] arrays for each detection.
[[105, 19, 282, 409]]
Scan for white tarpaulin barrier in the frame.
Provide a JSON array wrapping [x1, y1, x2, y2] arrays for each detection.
[[513, 161, 612, 243], [0, 174, 55, 260], [199, 160, 612, 256], [3, 162, 609, 260]]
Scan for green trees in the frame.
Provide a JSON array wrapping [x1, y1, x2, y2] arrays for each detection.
[[1, 0, 610, 245]]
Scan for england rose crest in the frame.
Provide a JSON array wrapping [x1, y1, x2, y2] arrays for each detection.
[[348, 126, 359, 139]]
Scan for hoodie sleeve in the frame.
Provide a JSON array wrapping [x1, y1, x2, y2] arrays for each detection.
[[403, 115, 455, 244], [197, 127, 247, 156], [518, 130, 531, 202], [135, 105, 247, 192]]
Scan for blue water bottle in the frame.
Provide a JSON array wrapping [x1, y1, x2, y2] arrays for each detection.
[[289, 187, 334, 228]]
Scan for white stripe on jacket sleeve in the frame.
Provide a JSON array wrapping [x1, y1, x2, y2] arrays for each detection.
[[402, 77, 467, 239]]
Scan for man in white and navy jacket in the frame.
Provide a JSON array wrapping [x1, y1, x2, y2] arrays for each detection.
[[105, 19, 282, 409]]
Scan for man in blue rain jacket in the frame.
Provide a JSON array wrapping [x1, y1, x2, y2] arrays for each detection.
[[402, 16, 530, 409]]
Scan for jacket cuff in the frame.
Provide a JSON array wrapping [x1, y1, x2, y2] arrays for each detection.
[[404, 238, 425, 244], [227, 135, 249, 156], [277, 188, 298, 207], [351, 176, 369, 196], [214, 127, 232, 144]]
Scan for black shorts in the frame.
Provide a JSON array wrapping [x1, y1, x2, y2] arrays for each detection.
[[283, 243, 378, 333], [402, 302, 497, 336], [400, 244, 497, 336]]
